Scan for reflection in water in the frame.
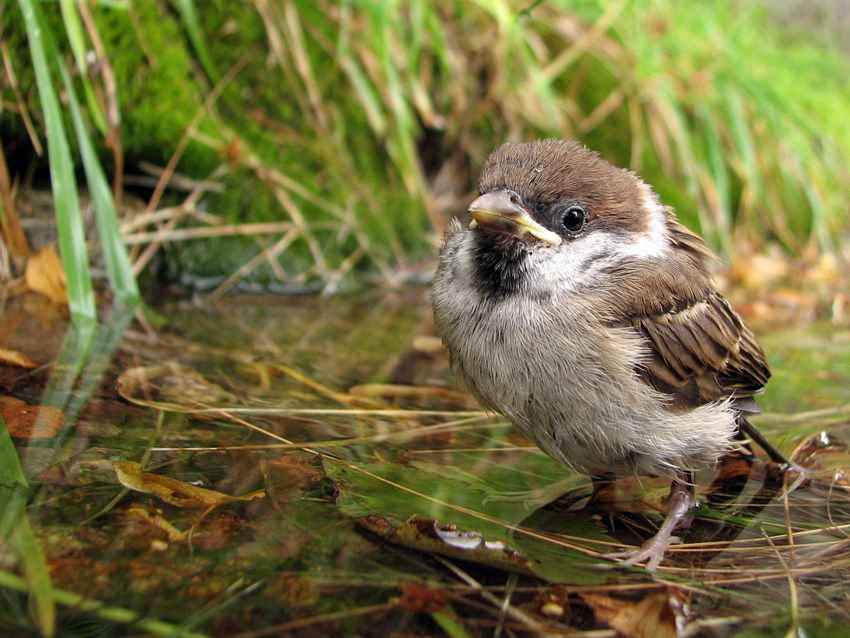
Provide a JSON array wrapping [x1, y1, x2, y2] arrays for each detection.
[[519, 437, 850, 580]]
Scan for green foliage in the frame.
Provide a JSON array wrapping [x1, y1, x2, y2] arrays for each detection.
[[2, 0, 848, 288], [19, 0, 97, 324], [91, 3, 220, 173], [14, 0, 140, 319]]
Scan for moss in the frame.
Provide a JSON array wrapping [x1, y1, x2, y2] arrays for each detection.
[[92, 2, 219, 175]]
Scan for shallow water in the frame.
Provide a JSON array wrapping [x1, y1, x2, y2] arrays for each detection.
[[2, 290, 850, 637]]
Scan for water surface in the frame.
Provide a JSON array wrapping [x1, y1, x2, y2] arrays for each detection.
[[3, 290, 850, 637]]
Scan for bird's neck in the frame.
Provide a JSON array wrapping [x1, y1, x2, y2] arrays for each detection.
[[470, 234, 535, 302]]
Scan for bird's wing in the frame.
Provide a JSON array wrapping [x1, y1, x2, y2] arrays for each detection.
[[630, 290, 770, 409], [606, 214, 770, 410]]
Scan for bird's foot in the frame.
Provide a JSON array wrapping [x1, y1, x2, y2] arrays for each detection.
[[599, 534, 682, 571], [595, 479, 694, 571]]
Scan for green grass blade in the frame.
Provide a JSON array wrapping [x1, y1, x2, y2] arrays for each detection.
[[57, 53, 141, 308], [19, 0, 97, 325], [11, 516, 56, 636], [431, 610, 474, 638], [0, 414, 28, 536], [697, 105, 732, 248], [337, 8, 387, 136], [57, 0, 87, 83], [58, 0, 107, 135], [0, 570, 211, 638], [725, 89, 765, 205], [173, 0, 219, 81], [1, 416, 56, 637]]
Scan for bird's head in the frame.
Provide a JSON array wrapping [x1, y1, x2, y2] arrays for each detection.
[[469, 139, 670, 258]]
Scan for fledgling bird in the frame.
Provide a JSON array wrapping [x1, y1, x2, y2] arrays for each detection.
[[431, 139, 788, 570]]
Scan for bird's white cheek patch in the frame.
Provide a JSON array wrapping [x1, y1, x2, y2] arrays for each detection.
[[624, 182, 671, 259]]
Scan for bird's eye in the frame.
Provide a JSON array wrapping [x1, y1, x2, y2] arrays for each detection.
[[562, 204, 587, 234]]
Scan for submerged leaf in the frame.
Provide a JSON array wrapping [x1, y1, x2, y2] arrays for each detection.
[[0, 405, 65, 439], [359, 515, 537, 577], [113, 461, 265, 508], [116, 362, 237, 410], [125, 505, 185, 542], [328, 457, 610, 584], [396, 581, 447, 612], [793, 430, 850, 489], [580, 589, 692, 638]]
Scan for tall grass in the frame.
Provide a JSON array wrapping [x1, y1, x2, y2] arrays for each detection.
[[3, 0, 849, 291], [16, 0, 140, 320], [216, 0, 850, 283]]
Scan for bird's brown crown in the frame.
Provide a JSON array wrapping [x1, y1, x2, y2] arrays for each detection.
[[478, 139, 652, 237]]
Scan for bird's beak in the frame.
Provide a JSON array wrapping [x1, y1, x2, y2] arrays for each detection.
[[467, 191, 562, 246]]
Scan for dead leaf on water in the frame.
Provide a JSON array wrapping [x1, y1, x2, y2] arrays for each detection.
[[580, 589, 691, 638], [0, 405, 65, 438], [25, 245, 68, 306], [116, 362, 237, 410], [358, 515, 537, 577], [113, 461, 265, 508]]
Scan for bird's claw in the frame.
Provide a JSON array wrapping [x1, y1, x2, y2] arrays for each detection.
[[595, 535, 682, 571]]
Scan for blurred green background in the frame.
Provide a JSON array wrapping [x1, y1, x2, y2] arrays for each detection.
[[2, 0, 849, 296]]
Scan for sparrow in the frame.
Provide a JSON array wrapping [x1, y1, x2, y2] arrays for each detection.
[[431, 139, 791, 570]]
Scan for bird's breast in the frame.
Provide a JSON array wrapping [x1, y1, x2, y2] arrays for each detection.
[[433, 278, 737, 478]]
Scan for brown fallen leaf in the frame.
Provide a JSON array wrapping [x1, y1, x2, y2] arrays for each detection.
[[25, 245, 68, 306], [0, 405, 65, 439], [113, 461, 265, 508], [0, 346, 39, 368], [358, 515, 537, 577], [116, 362, 237, 410], [580, 589, 691, 638]]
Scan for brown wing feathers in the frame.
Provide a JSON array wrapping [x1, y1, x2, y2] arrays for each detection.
[[634, 292, 769, 409], [612, 213, 770, 410]]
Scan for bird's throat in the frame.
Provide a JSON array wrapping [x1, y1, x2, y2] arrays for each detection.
[[471, 233, 531, 301]]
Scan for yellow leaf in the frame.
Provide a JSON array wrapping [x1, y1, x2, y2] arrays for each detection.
[[0, 347, 39, 368], [25, 246, 68, 306], [113, 461, 265, 508]]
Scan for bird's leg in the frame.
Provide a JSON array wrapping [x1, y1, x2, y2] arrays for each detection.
[[601, 475, 695, 570], [589, 475, 615, 504], [738, 417, 806, 473]]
